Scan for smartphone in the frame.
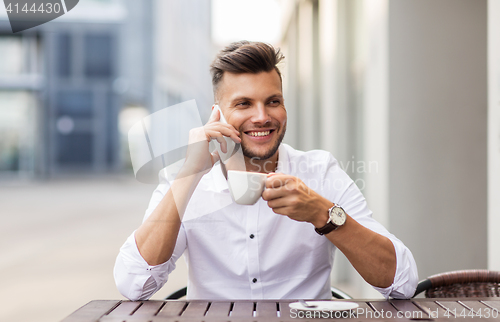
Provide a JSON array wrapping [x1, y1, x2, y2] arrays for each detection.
[[213, 104, 228, 123], [212, 105, 236, 163]]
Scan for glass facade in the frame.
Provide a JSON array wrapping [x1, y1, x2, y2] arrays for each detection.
[[48, 29, 119, 171], [0, 23, 120, 176], [0, 35, 39, 175], [0, 91, 36, 172], [57, 33, 72, 77], [84, 34, 113, 78], [0, 36, 25, 75]]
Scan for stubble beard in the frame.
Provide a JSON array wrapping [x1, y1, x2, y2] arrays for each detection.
[[240, 122, 287, 161]]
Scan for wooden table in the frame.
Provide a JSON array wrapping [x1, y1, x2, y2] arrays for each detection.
[[61, 298, 500, 321]]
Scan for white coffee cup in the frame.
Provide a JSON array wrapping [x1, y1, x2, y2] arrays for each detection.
[[227, 170, 267, 205]]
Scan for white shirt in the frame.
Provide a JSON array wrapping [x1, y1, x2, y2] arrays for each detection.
[[114, 144, 418, 301]]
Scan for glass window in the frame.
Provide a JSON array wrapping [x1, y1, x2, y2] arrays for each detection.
[[106, 92, 117, 165], [56, 90, 93, 117], [57, 133, 93, 164], [0, 91, 36, 172], [0, 36, 24, 76], [57, 34, 72, 77], [84, 34, 113, 78]]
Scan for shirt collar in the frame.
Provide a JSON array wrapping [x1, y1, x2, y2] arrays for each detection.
[[210, 163, 229, 192], [276, 143, 290, 174]]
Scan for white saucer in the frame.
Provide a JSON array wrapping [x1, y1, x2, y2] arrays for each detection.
[[289, 301, 359, 311]]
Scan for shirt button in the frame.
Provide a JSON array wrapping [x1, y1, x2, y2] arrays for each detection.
[[252, 278, 257, 283], [249, 234, 255, 239]]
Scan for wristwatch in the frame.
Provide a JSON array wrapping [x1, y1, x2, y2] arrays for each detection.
[[314, 204, 347, 235]]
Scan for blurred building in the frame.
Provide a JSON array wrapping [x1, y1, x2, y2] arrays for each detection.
[[280, 0, 490, 297], [0, 0, 126, 177], [0, 0, 213, 179]]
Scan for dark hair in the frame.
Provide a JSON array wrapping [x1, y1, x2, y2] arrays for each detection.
[[210, 41, 285, 98]]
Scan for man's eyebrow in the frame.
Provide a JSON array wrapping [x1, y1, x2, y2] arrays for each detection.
[[266, 94, 284, 100], [229, 94, 283, 104], [230, 96, 254, 103]]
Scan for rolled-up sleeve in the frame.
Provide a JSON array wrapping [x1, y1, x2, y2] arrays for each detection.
[[114, 227, 187, 301], [114, 169, 188, 301], [373, 236, 418, 299], [321, 153, 418, 299]]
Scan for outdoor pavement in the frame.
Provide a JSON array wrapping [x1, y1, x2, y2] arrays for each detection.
[[0, 175, 188, 322]]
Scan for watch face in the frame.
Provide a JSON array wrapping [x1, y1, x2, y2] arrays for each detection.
[[330, 207, 346, 226]]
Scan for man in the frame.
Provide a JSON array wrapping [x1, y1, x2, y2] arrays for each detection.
[[114, 41, 418, 300]]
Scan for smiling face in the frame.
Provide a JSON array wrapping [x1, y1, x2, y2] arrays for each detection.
[[217, 70, 287, 162]]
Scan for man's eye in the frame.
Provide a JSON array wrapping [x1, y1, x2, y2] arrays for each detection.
[[236, 102, 250, 106], [269, 100, 281, 106]]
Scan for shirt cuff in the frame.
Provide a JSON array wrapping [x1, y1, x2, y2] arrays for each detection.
[[114, 231, 176, 300], [372, 236, 419, 299]]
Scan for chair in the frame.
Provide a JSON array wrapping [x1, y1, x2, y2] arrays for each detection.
[[165, 286, 188, 299], [413, 269, 500, 298], [166, 286, 352, 300], [331, 286, 353, 299]]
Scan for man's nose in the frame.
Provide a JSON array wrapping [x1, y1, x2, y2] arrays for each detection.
[[251, 104, 271, 124]]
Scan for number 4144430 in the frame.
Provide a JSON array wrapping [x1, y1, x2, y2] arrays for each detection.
[[444, 308, 499, 318], [6, 2, 62, 14]]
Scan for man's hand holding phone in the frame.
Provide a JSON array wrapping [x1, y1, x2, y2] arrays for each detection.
[[183, 105, 241, 177]]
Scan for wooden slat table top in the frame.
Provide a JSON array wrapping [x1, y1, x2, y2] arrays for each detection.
[[354, 301, 375, 319], [278, 300, 291, 318], [61, 300, 120, 322], [106, 301, 142, 316], [231, 301, 254, 317], [132, 301, 165, 316], [156, 300, 186, 317], [256, 301, 278, 318], [204, 301, 231, 317], [182, 301, 210, 317], [62, 298, 500, 322], [414, 299, 450, 317]]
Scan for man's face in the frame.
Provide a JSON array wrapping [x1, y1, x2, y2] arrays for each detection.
[[217, 70, 287, 160]]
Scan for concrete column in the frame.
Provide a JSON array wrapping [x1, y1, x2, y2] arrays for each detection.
[[488, 0, 500, 270], [388, 0, 487, 279], [359, 0, 390, 299], [297, 0, 316, 151], [282, 10, 300, 149], [318, 0, 339, 155]]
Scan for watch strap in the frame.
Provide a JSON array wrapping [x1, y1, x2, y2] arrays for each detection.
[[315, 204, 345, 235], [314, 220, 338, 235]]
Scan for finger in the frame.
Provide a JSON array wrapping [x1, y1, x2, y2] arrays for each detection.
[[204, 129, 230, 151], [219, 137, 228, 153], [214, 135, 227, 153], [211, 123, 240, 137], [205, 126, 241, 144], [262, 185, 290, 200], [210, 150, 220, 165], [207, 108, 220, 123], [269, 206, 293, 217], [266, 195, 289, 209], [265, 175, 295, 189], [218, 125, 241, 143]]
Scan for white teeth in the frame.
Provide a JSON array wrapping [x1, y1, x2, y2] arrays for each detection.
[[248, 130, 271, 137]]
